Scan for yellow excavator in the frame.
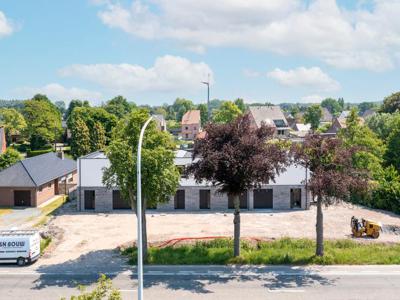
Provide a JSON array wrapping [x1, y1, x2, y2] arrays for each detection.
[[351, 216, 381, 239]]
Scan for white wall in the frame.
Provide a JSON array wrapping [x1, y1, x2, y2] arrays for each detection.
[[78, 158, 110, 187]]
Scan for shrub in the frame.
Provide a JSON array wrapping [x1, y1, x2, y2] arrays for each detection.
[[27, 149, 53, 157]]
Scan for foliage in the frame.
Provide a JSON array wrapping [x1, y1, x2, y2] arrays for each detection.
[[338, 97, 345, 110], [122, 238, 400, 265], [90, 121, 106, 152], [55, 101, 66, 116], [0, 108, 27, 141], [0, 100, 25, 110], [172, 98, 195, 121], [70, 119, 91, 159], [372, 166, 400, 213], [60, 274, 121, 300], [321, 98, 342, 116], [234, 98, 246, 113], [303, 104, 322, 130], [0, 148, 21, 170], [40, 237, 52, 254], [65, 99, 90, 120], [27, 148, 53, 158], [358, 102, 377, 114], [212, 101, 242, 124], [23, 98, 62, 149], [197, 103, 208, 125], [381, 91, 400, 113], [366, 112, 400, 140], [103, 96, 135, 118], [385, 125, 400, 172]]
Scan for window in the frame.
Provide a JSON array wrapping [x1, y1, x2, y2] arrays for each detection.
[[277, 129, 285, 135], [185, 126, 189, 130], [194, 126, 197, 130], [174, 190, 185, 209], [185, 134, 188, 138], [84, 190, 95, 210], [199, 190, 210, 209]]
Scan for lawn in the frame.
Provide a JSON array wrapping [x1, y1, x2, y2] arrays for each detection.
[[33, 195, 67, 228], [122, 238, 400, 265]]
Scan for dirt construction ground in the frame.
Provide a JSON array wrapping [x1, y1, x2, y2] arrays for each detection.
[[34, 202, 400, 267]]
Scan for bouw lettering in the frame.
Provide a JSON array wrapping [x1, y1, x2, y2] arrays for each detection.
[[7, 241, 25, 247]]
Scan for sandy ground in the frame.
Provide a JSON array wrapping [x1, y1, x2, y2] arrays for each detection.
[[34, 202, 400, 267]]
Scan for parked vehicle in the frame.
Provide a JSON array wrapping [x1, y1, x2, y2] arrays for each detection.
[[0, 230, 41, 266], [351, 216, 381, 239]]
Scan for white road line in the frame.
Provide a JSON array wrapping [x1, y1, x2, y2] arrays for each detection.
[[268, 289, 305, 293], [119, 289, 137, 293]]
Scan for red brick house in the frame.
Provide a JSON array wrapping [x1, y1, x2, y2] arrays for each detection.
[[0, 127, 6, 154], [181, 110, 201, 140]]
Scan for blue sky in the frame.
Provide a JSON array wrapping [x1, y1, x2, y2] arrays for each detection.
[[1, 0, 400, 106]]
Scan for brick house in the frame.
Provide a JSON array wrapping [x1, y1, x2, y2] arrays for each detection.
[[77, 151, 310, 212], [0, 152, 77, 207], [248, 106, 290, 137], [181, 110, 201, 140], [0, 127, 6, 154]]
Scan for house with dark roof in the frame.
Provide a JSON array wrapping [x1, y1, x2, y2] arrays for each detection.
[[0, 152, 77, 207], [0, 127, 6, 154], [248, 106, 290, 137], [320, 107, 333, 124]]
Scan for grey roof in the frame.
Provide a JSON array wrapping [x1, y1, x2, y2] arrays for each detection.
[[0, 152, 77, 187], [80, 151, 107, 159], [321, 107, 333, 122], [248, 106, 288, 128]]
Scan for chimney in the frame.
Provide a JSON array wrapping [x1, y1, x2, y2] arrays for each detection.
[[57, 151, 64, 160]]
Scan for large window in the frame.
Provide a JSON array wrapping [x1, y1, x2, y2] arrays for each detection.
[[199, 190, 210, 209]]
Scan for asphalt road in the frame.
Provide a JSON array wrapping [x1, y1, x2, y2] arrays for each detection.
[[1, 265, 400, 300]]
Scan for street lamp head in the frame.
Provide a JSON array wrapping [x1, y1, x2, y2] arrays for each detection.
[[201, 81, 209, 85]]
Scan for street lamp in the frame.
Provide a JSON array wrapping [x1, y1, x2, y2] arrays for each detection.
[[202, 74, 210, 121], [136, 115, 153, 300]]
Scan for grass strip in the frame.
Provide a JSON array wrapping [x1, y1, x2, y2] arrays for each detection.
[[40, 237, 52, 254], [33, 195, 67, 228], [122, 238, 400, 265]]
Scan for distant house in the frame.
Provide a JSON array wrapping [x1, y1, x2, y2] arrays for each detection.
[[248, 106, 290, 137], [0, 152, 77, 207], [153, 114, 167, 132], [326, 112, 364, 134], [361, 109, 376, 119], [0, 127, 6, 154], [293, 123, 311, 132], [181, 110, 201, 140], [320, 107, 333, 124]]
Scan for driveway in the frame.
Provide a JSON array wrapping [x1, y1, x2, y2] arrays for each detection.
[[0, 207, 42, 229]]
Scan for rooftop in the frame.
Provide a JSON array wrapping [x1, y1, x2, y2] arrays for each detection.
[[248, 106, 288, 128], [181, 110, 201, 125]]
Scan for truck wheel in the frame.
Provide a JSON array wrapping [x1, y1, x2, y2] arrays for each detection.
[[17, 257, 26, 266], [372, 231, 380, 239]]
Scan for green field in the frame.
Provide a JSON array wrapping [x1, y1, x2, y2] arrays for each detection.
[[122, 238, 400, 265]]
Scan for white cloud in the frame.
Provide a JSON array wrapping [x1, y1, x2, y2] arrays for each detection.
[[300, 94, 324, 103], [15, 83, 102, 101], [59, 55, 213, 93], [96, 0, 400, 71], [0, 11, 13, 37], [267, 67, 340, 91]]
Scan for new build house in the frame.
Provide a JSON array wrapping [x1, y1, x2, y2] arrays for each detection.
[[0, 152, 77, 207], [248, 106, 291, 137], [78, 151, 310, 212]]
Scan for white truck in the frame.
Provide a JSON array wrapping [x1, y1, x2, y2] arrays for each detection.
[[0, 230, 41, 266]]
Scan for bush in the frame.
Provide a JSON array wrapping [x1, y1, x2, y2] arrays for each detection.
[[27, 149, 53, 157], [373, 166, 400, 213]]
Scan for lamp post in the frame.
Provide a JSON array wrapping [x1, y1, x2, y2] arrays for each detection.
[[202, 74, 210, 121], [136, 116, 153, 300]]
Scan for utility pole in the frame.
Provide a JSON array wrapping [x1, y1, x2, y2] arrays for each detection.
[[136, 116, 153, 300], [202, 74, 210, 121]]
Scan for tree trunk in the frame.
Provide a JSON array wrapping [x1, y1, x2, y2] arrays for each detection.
[[316, 196, 324, 256], [233, 194, 241, 257]]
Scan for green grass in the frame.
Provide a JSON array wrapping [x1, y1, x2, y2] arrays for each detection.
[[122, 238, 400, 265], [33, 195, 67, 228], [40, 237, 52, 254]]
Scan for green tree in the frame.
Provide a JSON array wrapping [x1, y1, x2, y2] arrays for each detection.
[[197, 103, 208, 125], [373, 166, 400, 214], [32, 94, 51, 103], [104, 96, 134, 118], [65, 99, 90, 121], [102, 109, 180, 260], [381, 91, 400, 113], [55, 101, 66, 116], [234, 98, 246, 113], [0, 148, 21, 170], [385, 126, 400, 172], [366, 112, 400, 140], [172, 98, 195, 121], [0, 108, 27, 143], [338, 97, 345, 110], [321, 98, 342, 116], [23, 99, 62, 149], [213, 101, 242, 124], [303, 105, 322, 130], [358, 102, 377, 114], [90, 121, 106, 152], [70, 119, 91, 159]]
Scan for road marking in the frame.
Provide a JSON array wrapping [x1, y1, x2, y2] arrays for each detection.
[[119, 289, 137, 293], [268, 289, 305, 293]]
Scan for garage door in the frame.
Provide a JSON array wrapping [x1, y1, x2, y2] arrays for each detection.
[[84, 190, 95, 210], [228, 192, 248, 209], [253, 189, 273, 209], [174, 190, 185, 209], [112, 190, 131, 209], [14, 190, 31, 207]]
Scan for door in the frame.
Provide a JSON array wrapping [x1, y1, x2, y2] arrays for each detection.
[[84, 190, 95, 210], [14, 190, 31, 207], [174, 190, 185, 209], [112, 190, 131, 209], [199, 190, 210, 209], [253, 189, 273, 209], [228, 192, 248, 209], [290, 188, 302, 208]]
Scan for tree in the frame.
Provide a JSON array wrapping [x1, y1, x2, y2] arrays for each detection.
[[381, 91, 400, 113], [373, 166, 400, 214], [90, 121, 106, 152], [366, 112, 400, 140], [338, 97, 345, 110], [321, 98, 342, 116], [303, 105, 322, 130], [213, 101, 242, 124], [172, 98, 195, 121], [234, 98, 246, 113], [55, 101, 66, 116], [292, 135, 369, 256], [32, 94, 50, 103], [187, 114, 288, 256], [358, 102, 377, 114], [104, 96, 134, 118], [197, 103, 208, 125], [0, 148, 21, 170], [65, 99, 90, 121], [103, 109, 180, 260], [23, 99, 62, 149], [385, 126, 400, 172], [70, 119, 91, 159], [0, 108, 27, 143]]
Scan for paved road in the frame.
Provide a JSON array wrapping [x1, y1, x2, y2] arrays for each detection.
[[1, 265, 400, 299]]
